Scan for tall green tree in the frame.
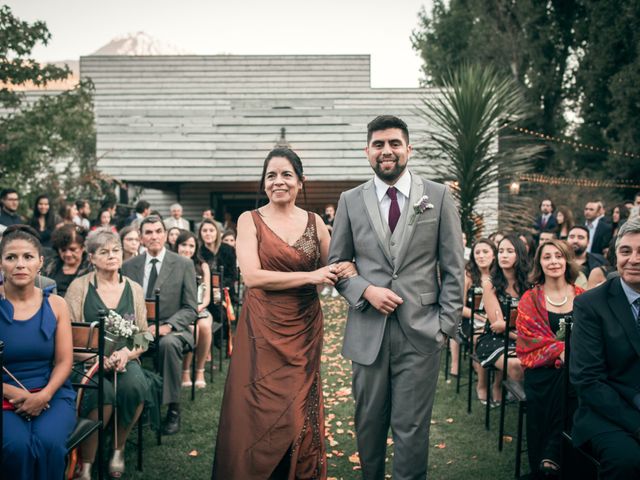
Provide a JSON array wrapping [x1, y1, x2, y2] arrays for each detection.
[[416, 64, 544, 241], [0, 5, 70, 108], [412, 0, 580, 171]]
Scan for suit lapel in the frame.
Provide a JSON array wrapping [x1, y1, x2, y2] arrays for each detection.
[[608, 278, 640, 358], [129, 254, 146, 286], [154, 251, 176, 292], [393, 173, 425, 270], [361, 180, 393, 265]]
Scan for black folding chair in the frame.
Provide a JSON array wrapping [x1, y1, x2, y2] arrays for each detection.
[[496, 297, 527, 478], [209, 268, 225, 380], [68, 312, 106, 480], [560, 315, 600, 479]]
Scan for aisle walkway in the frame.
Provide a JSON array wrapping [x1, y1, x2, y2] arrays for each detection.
[[123, 297, 518, 479]]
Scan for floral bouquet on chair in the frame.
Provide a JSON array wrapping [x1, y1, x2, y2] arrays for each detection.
[[104, 310, 153, 355]]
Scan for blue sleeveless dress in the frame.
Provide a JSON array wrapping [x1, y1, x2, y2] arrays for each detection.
[[0, 291, 76, 480]]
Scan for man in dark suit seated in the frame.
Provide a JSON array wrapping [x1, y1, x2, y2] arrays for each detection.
[[571, 217, 640, 479], [122, 215, 197, 435], [584, 201, 613, 255]]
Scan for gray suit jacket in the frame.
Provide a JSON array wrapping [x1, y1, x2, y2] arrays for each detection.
[[329, 172, 464, 365], [121, 250, 198, 337]]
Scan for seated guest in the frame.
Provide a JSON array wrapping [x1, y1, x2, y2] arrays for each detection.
[[0, 188, 22, 227], [488, 230, 506, 247], [221, 229, 236, 249], [174, 230, 213, 388], [198, 218, 237, 349], [571, 218, 640, 479], [476, 234, 528, 403], [460, 238, 497, 403], [554, 205, 575, 241], [65, 229, 152, 479], [28, 194, 57, 249], [566, 226, 607, 281], [0, 225, 76, 480], [611, 203, 629, 238], [166, 226, 182, 251], [539, 231, 557, 243], [43, 224, 91, 297], [119, 225, 141, 262], [516, 239, 584, 477], [122, 215, 197, 435], [57, 202, 78, 229], [519, 231, 537, 263], [164, 203, 190, 231], [587, 238, 618, 289], [91, 208, 117, 233]]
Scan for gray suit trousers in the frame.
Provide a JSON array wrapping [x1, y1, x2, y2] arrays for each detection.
[[158, 332, 189, 405], [352, 315, 442, 480]]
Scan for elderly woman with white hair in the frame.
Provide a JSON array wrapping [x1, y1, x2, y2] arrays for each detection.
[[65, 228, 153, 479]]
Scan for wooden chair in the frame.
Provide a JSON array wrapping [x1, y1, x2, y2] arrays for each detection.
[[496, 297, 527, 478], [139, 291, 162, 451], [67, 313, 106, 480], [560, 315, 600, 479]]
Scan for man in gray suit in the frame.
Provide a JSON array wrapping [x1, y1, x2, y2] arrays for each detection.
[[329, 115, 464, 479], [121, 215, 197, 435]]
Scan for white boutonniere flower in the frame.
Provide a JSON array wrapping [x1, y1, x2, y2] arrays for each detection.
[[409, 195, 434, 225]]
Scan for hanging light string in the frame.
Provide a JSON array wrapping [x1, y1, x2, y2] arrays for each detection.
[[517, 173, 640, 189], [509, 126, 640, 160]]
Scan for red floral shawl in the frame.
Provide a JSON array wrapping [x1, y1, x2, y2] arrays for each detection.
[[516, 284, 585, 369]]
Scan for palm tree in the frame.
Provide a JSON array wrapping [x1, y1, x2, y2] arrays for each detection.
[[416, 64, 544, 242]]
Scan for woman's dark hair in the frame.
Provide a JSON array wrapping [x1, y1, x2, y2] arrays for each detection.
[[529, 239, 580, 285], [257, 148, 305, 207], [554, 205, 575, 232], [93, 208, 112, 227], [491, 234, 530, 298], [221, 229, 236, 241], [518, 231, 537, 262], [51, 224, 87, 251], [605, 236, 617, 266], [28, 194, 57, 232], [611, 203, 629, 227], [119, 225, 138, 243], [174, 230, 204, 277], [59, 202, 75, 222], [466, 238, 497, 285], [0, 224, 43, 256], [166, 227, 182, 245]]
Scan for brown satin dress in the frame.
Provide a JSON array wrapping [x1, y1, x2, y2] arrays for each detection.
[[213, 210, 327, 480]]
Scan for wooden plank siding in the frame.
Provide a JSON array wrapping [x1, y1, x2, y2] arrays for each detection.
[[82, 54, 499, 232]]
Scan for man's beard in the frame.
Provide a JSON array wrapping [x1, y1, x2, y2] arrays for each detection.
[[572, 245, 586, 256], [373, 157, 406, 183]]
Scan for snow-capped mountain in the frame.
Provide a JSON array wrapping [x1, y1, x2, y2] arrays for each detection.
[[91, 31, 191, 56]]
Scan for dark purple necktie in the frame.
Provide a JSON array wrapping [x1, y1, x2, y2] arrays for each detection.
[[387, 187, 400, 233]]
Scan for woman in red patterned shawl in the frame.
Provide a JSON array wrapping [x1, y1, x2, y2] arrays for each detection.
[[516, 239, 584, 478]]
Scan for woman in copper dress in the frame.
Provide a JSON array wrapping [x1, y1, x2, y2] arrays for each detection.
[[213, 148, 354, 480]]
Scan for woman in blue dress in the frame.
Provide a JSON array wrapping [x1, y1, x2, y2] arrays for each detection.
[[1, 225, 76, 480]]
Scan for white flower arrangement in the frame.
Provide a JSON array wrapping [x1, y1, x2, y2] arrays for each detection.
[[409, 195, 435, 225], [105, 310, 152, 351]]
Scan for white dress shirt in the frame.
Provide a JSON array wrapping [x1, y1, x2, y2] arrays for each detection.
[[373, 169, 412, 229], [164, 217, 190, 231], [142, 247, 167, 295]]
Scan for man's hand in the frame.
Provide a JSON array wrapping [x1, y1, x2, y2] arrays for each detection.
[[149, 324, 173, 337], [363, 285, 403, 315]]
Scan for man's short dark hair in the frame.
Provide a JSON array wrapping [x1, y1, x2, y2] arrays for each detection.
[[569, 225, 590, 239], [75, 199, 88, 210], [135, 200, 151, 214], [366, 115, 409, 144], [139, 214, 165, 232], [0, 188, 18, 200]]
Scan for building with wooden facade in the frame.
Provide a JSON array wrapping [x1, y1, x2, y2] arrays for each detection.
[[80, 54, 498, 230]]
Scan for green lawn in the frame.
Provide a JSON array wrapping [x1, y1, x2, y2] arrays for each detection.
[[120, 297, 523, 479]]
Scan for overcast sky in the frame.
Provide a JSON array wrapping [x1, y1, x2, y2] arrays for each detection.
[[7, 0, 432, 88]]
